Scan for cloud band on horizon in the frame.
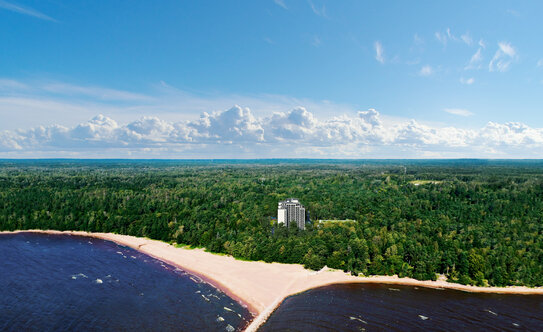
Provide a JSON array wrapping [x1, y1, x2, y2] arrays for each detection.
[[1, 105, 542, 159]]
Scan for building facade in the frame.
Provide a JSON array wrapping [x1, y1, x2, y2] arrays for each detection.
[[277, 198, 306, 230]]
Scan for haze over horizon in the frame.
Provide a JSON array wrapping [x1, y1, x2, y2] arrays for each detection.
[[1, 1, 543, 158]]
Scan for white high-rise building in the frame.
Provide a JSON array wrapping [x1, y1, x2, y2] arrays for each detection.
[[277, 198, 306, 230]]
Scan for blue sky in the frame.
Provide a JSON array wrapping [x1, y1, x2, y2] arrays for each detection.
[[1, 0, 543, 158]]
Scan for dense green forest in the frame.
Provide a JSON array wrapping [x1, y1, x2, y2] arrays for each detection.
[[0, 160, 542, 287]]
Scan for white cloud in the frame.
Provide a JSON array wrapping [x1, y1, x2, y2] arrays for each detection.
[[436, 28, 478, 49], [312, 35, 321, 47], [2, 106, 543, 158], [460, 77, 475, 85], [499, 42, 516, 57], [41, 83, 152, 102], [0, 0, 56, 21], [435, 31, 447, 46], [0, 79, 29, 90], [419, 65, 434, 76], [308, 0, 327, 17], [446, 28, 458, 42], [489, 42, 517, 72], [444, 108, 473, 117], [466, 48, 483, 69], [461, 33, 473, 46], [435, 28, 464, 46], [374, 41, 385, 64], [274, 0, 287, 9], [188, 105, 264, 142]]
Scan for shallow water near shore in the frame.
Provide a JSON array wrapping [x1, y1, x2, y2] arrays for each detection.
[[0, 232, 251, 331], [260, 283, 543, 331]]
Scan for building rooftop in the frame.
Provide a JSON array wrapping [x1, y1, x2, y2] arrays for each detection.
[[279, 198, 300, 204]]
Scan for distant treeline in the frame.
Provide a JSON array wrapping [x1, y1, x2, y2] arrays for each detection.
[[0, 160, 542, 287]]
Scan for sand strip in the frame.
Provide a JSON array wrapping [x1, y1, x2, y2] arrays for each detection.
[[3, 230, 543, 331]]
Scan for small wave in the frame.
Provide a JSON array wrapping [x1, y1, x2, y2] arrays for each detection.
[[130, 256, 136, 259], [216, 316, 224, 322], [512, 323, 520, 327], [349, 316, 367, 324], [71, 273, 88, 279], [418, 315, 429, 320], [225, 324, 234, 332], [201, 294, 210, 302], [223, 306, 234, 312], [388, 288, 400, 292], [484, 309, 498, 316], [95, 279, 103, 284]]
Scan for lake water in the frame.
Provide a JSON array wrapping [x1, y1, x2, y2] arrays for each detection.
[[260, 283, 543, 331], [0, 233, 251, 331]]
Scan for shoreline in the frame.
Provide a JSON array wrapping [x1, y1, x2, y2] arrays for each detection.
[[3, 230, 543, 331]]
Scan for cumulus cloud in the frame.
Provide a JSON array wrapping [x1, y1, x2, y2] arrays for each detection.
[[2, 106, 543, 158], [374, 41, 385, 64], [188, 105, 264, 142], [489, 42, 517, 72]]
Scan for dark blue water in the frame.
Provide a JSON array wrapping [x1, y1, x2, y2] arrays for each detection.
[[260, 283, 543, 331], [0, 233, 252, 331]]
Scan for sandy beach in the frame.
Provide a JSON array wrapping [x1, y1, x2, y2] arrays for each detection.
[[2, 230, 543, 331]]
